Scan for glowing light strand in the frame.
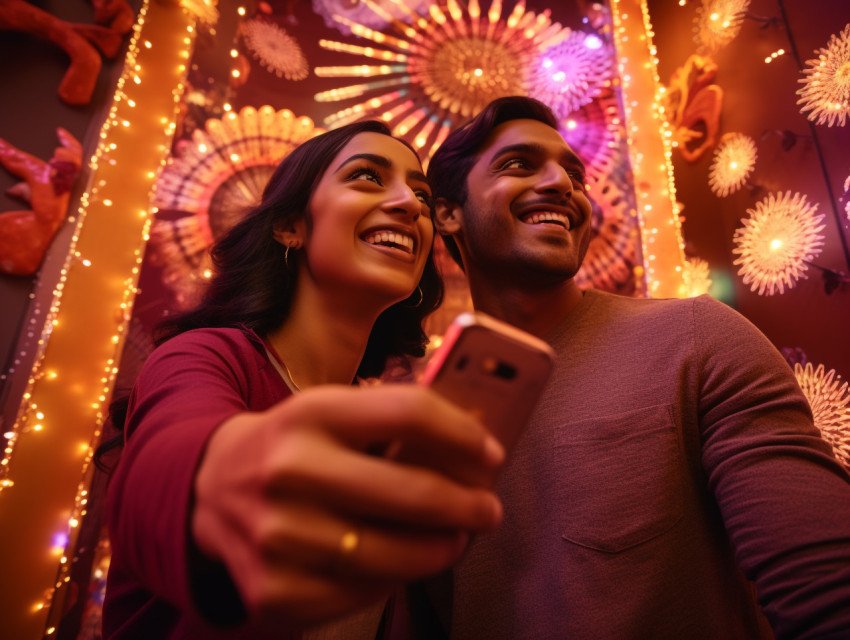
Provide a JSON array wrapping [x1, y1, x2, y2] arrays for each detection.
[[610, 0, 687, 297], [0, 2, 194, 636]]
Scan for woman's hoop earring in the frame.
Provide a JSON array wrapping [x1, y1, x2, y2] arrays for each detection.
[[403, 285, 423, 308], [285, 241, 299, 270]]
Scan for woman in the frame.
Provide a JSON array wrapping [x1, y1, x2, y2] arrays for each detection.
[[102, 121, 505, 639]]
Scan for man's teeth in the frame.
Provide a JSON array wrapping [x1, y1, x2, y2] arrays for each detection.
[[524, 212, 571, 229], [363, 230, 414, 253]]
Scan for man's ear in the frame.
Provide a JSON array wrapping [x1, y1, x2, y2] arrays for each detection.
[[272, 218, 306, 248], [433, 197, 463, 236]]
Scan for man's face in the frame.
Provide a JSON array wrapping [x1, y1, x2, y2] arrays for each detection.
[[446, 118, 593, 284]]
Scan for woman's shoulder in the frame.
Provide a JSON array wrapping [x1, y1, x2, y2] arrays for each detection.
[[150, 325, 265, 364]]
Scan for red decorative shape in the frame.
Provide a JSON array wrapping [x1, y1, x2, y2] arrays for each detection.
[[0, 128, 83, 276]]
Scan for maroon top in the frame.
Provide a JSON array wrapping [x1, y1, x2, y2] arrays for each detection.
[[104, 326, 295, 639]]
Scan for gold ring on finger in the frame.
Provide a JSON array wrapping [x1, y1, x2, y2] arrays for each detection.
[[339, 529, 360, 559]]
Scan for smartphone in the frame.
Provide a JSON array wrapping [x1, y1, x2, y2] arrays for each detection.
[[421, 311, 554, 455]]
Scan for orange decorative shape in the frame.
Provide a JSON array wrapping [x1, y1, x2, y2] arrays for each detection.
[[0, 128, 82, 276]]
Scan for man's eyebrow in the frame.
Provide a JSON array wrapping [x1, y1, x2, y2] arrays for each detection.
[[492, 142, 586, 174], [334, 152, 428, 184]]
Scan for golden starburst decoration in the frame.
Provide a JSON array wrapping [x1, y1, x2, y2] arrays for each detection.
[[693, 0, 750, 54], [150, 107, 323, 307], [797, 24, 850, 128], [794, 362, 850, 472], [708, 132, 757, 197], [731, 191, 825, 296], [682, 257, 713, 297], [241, 19, 309, 80], [314, 0, 570, 159]]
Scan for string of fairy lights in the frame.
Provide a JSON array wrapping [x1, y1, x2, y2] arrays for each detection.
[[0, 0, 198, 635], [609, 0, 687, 298]]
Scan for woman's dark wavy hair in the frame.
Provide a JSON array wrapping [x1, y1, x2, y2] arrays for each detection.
[[156, 119, 442, 377], [427, 96, 558, 268], [97, 121, 442, 470]]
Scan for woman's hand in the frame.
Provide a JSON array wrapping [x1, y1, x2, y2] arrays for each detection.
[[191, 384, 505, 630]]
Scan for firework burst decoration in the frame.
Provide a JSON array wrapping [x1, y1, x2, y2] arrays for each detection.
[[797, 24, 850, 127], [682, 257, 713, 297], [558, 88, 622, 184], [313, 0, 570, 159], [150, 107, 323, 307], [708, 132, 757, 197], [794, 362, 850, 472], [731, 191, 825, 296], [528, 30, 614, 119], [241, 18, 309, 80], [693, 0, 750, 54], [312, 0, 430, 36]]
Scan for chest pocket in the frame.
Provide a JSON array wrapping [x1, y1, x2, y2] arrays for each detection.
[[553, 404, 684, 553]]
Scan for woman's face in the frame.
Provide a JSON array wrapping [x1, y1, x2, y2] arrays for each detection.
[[302, 131, 434, 306]]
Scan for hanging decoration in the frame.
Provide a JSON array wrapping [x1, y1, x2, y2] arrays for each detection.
[[0, 128, 83, 276], [0, 0, 125, 106], [150, 106, 323, 307], [731, 191, 825, 296], [708, 132, 757, 197], [240, 18, 309, 80], [682, 257, 713, 296], [314, 0, 570, 158], [794, 362, 850, 472], [796, 23, 850, 128], [312, 0, 430, 36], [692, 0, 750, 54], [527, 30, 614, 119], [662, 54, 723, 162]]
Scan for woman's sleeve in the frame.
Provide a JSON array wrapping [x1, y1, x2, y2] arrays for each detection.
[[695, 295, 850, 639], [106, 330, 256, 623]]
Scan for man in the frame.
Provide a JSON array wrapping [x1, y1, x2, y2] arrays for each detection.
[[420, 96, 850, 639]]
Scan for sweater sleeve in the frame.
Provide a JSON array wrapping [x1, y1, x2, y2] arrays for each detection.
[[106, 329, 271, 625], [694, 295, 850, 639]]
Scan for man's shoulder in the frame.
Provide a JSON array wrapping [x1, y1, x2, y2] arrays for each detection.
[[583, 288, 698, 316], [580, 290, 748, 339], [586, 289, 731, 315]]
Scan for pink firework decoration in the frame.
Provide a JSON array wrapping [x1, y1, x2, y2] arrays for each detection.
[[314, 0, 570, 159], [528, 30, 615, 118]]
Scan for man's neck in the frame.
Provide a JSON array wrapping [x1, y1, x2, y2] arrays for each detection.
[[465, 272, 585, 339]]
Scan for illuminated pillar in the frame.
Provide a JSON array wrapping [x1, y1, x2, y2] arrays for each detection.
[[610, 0, 687, 298], [0, 1, 195, 636]]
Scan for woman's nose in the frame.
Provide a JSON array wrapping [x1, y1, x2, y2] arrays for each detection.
[[384, 182, 421, 220]]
